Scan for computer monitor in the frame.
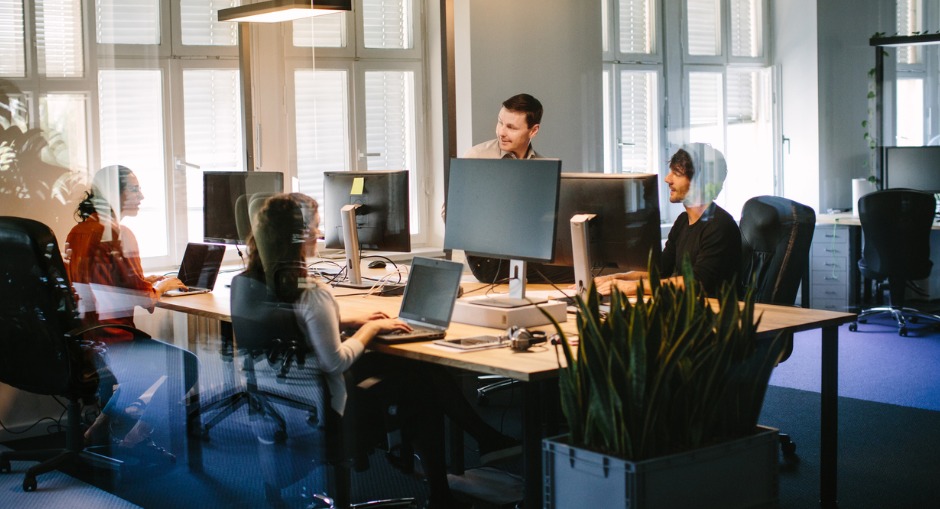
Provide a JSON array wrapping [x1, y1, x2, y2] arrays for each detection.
[[444, 158, 562, 302], [323, 170, 410, 288], [884, 146, 940, 192], [203, 171, 284, 244], [546, 172, 662, 295]]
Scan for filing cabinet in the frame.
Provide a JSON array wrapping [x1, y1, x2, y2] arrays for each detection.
[[810, 224, 859, 312]]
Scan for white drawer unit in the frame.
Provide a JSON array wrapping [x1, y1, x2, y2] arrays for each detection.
[[810, 224, 859, 311]]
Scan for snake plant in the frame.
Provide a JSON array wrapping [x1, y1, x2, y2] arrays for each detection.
[[548, 258, 785, 461]]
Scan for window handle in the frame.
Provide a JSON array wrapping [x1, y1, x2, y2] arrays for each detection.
[[175, 158, 201, 171]]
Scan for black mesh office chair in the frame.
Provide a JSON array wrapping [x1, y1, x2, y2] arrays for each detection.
[[198, 272, 317, 443], [849, 189, 940, 336], [230, 272, 416, 509], [739, 196, 816, 457], [0, 217, 198, 491]]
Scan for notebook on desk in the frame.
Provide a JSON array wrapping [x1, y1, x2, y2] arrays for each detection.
[[374, 256, 464, 343], [163, 242, 226, 297]]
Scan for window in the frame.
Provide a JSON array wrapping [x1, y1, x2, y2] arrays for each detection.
[[604, 0, 773, 221], [290, 0, 427, 245]]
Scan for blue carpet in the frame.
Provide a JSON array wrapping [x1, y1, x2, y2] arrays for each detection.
[[769, 319, 940, 411]]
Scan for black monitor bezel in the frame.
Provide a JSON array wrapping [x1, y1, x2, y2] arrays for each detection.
[[546, 172, 662, 272], [322, 170, 411, 253], [202, 171, 285, 245], [443, 158, 562, 264]]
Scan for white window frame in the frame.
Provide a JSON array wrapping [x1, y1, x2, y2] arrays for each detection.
[[285, 0, 430, 248]]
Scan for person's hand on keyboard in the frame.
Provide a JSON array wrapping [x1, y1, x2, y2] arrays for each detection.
[[154, 276, 187, 296], [341, 310, 392, 329]]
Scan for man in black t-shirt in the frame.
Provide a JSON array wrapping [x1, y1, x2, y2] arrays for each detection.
[[595, 143, 740, 297]]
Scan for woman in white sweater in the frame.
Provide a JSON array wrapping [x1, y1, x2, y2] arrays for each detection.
[[242, 193, 518, 509]]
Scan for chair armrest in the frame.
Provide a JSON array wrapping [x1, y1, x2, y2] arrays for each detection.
[[66, 323, 152, 341]]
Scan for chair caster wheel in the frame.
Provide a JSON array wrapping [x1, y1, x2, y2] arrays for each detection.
[[1, 458, 10, 473], [848, 323, 857, 332], [782, 441, 797, 456], [23, 476, 37, 492], [899, 327, 908, 337]]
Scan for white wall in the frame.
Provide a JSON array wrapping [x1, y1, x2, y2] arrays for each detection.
[[775, 0, 820, 212], [815, 0, 894, 211], [454, 0, 603, 171]]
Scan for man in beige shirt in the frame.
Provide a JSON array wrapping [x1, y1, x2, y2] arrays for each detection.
[[454, 93, 573, 283], [463, 93, 543, 160]]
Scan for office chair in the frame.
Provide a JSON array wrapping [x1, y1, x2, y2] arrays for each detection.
[[0, 217, 197, 491], [197, 272, 318, 443], [739, 196, 816, 457], [849, 189, 940, 336], [229, 272, 416, 508]]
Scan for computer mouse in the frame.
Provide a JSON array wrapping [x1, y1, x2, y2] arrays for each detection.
[[368, 260, 387, 269]]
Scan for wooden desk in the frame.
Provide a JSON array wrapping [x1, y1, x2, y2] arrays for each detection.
[[818, 212, 940, 229], [157, 280, 854, 509]]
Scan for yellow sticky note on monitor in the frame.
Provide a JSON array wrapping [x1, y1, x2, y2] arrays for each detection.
[[350, 177, 364, 195]]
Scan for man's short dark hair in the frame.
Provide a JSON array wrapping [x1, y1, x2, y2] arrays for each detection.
[[669, 148, 695, 179], [502, 93, 543, 128]]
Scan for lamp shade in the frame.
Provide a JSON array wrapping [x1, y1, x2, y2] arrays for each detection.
[[218, 0, 351, 23]]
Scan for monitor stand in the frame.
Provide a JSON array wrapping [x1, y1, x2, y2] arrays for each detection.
[[333, 204, 374, 290], [452, 259, 566, 328], [570, 213, 596, 301]]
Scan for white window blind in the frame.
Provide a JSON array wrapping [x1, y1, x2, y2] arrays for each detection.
[[729, 0, 760, 58], [294, 69, 350, 204], [98, 69, 168, 256], [688, 71, 724, 148], [37, 0, 84, 77], [726, 70, 755, 123], [96, 0, 161, 45], [686, 0, 720, 56], [896, 0, 921, 65], [0, 0, 26, 77], [619, 70, 657, 172], [364, 70, 416, 234], [39, 93, 89, 174], [362, 0, 411, 50], [293, 12, 346, 48], [182, 69, 243, 241], [180, 0, 238, 47], [619, 0, 653, 55]]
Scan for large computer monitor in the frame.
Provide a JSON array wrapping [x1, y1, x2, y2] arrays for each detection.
[[884, 146, 940, 192], [203, 171, 284, 244], [546, 172, 662, 295], [444, 158, 562, 302], [323, 170, 410, 288]]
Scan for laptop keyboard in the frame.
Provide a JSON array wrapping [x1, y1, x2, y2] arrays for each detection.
[[376, 325, 445, 342]]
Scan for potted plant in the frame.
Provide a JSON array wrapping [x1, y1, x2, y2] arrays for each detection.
[[542, 261, 786, 509]]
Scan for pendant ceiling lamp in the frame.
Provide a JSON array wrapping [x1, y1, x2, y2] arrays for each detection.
[[218, 0, 351, 23]]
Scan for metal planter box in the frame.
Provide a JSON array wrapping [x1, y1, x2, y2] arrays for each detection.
[[543, 426, 779, 509]]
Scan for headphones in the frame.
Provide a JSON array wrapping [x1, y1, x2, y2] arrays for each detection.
[[506, 326, 548, 352]]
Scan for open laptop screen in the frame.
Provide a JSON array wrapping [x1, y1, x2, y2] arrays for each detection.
[[397, 257, 463, 329], [177, 243, 225, 289]]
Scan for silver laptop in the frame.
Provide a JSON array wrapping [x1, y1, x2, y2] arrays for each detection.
[[163, 243, 226, 297], [374, 257, 464, 343]]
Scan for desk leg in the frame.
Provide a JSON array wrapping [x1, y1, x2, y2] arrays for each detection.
[[820, 324, 839, 508], [523, 380, 542, 509]]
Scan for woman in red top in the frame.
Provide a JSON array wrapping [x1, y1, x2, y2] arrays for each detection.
[[66, 165, 185, 341], [67, 165, 187, 461]]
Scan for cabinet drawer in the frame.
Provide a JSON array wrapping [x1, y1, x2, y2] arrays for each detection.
[[813, 298, 850, 312], [811, 283, 847, 300], [811, 255, 849, 272], [813, 242, 851, 257], [814, 226, 850, 245], [812, 269, 848, 287]]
